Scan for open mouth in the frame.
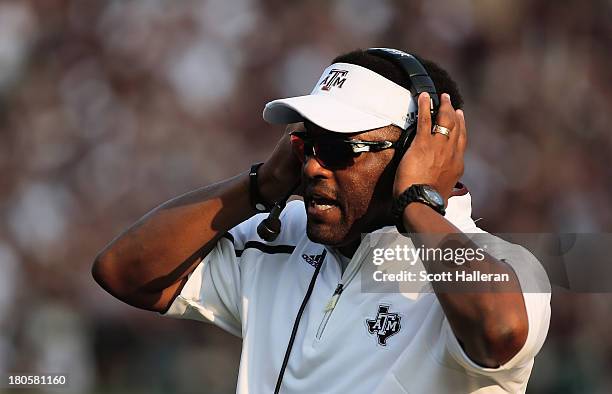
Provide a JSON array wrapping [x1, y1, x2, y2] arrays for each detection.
[[309, 196, 338, 211], [306, 191, 341, 220]]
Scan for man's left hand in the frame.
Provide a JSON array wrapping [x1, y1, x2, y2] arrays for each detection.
[[393, 92, 467, 202]]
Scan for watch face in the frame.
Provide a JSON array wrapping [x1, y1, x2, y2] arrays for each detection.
[[422, 185, 444, 206]]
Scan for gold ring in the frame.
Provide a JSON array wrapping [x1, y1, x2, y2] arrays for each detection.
[[432, 124, 451, 138]]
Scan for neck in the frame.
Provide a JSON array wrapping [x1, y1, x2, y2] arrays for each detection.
[[337, 239, 360, 259], [336, 215, 395, 258]]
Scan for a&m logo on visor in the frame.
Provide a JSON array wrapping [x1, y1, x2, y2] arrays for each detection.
[[319, 69, 349, 91]]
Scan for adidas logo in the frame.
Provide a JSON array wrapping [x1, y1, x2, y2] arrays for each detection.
[[302, 253, 324, 268]]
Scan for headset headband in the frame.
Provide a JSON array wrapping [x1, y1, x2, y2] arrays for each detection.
[[365, 48, 440, 163]]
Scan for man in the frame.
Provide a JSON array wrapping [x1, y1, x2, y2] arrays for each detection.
[[93, 48, 550, 393]]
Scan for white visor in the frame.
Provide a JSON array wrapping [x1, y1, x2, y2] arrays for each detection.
[[263, 62, 417, 133]]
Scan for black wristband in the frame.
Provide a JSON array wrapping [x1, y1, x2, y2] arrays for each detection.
[[249, 163, 272, 212]]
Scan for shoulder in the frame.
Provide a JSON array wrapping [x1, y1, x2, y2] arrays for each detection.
[[279, 199, 307, 238]]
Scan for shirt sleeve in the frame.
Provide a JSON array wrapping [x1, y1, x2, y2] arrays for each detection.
[[442, 235, 552, 375], [160, 200, 306, 338], [160, 211, 270, 338]]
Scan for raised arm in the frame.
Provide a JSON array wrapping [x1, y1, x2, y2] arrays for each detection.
[[393, 93, 528, 368], [92, 131, 300, 313]]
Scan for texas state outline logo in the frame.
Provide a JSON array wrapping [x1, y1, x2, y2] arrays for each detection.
[[365, 304, 402, 346]]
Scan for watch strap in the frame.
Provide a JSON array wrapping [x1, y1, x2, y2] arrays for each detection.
[[392, 184, 445, 233]]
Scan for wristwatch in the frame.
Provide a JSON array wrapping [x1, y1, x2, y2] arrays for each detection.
[[392, 184, 445, 233], [249, 163, 273, 212]]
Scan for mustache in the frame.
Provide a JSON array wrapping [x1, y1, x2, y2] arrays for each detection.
[[303, 182, 338, 200]]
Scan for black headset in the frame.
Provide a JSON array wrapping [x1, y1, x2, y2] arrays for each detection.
[[270, 48, 439, 393], [365, 48, 440, 164]]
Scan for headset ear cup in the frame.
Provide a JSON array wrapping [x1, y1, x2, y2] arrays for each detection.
[[392, 126, 416, 166], [404, 125, 417, 150]]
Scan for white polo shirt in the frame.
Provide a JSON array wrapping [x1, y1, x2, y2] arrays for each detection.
[[163, 193, 551, 393]]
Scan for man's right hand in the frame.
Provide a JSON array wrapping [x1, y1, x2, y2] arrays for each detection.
[[259, 124, 304, 203]]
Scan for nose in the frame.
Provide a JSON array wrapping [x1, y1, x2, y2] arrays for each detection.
[[303, 155, 333, 180]]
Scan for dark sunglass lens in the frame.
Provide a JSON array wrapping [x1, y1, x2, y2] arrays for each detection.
[[315, 139, 355, 168]]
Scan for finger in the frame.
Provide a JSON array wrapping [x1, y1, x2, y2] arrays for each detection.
[[432, 93, 456, 142], [456, 109, 467, 154], [446, 99, 461, 146], [415, 92, 432, 141]]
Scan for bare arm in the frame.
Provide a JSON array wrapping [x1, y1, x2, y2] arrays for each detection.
[[92, 131, 301, 313], [401, 204, 527, 367], [394, 93, 528, 367]]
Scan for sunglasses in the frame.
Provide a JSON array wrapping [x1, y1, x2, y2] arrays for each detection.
[[290, 130, 400, 169]]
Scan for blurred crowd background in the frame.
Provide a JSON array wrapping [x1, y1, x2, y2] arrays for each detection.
[[0, 0, 611, 393]]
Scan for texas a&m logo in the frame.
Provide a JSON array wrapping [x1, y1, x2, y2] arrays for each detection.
[[319, 69, 349, 91], [366, 304, 402, 346]]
